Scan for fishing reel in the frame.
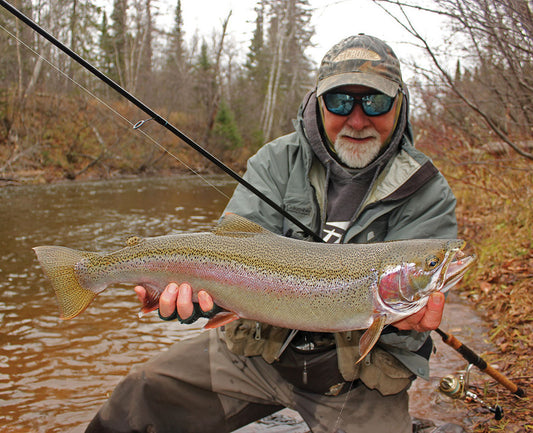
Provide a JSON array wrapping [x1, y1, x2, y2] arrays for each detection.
[[439, 363, 504, 420]]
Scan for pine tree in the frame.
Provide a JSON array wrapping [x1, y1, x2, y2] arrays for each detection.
[[110, 0, 128, 87], [158, 0, 192, 110], [245, 0, 268, 84], [169, 0, 186, 69], [212, 99, 243, 149], [98, 10, 114, 79]]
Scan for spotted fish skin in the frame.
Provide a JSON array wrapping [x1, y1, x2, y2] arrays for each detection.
[[33, 213, 474, 359]]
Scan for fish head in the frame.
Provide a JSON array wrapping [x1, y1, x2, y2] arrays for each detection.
[[377, 239, 475, 312]]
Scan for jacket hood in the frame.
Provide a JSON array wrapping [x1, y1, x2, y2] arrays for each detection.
[[299, 87, 413, 182]]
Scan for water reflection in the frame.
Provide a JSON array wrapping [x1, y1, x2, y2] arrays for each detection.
[[0, 175, 236, 433], [0, 175, 490, 432]]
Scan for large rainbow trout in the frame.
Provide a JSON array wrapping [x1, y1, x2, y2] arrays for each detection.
[[34, 213, 475, 361]]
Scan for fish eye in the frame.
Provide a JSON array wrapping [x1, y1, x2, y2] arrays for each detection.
[[426, 255, 440, 270]]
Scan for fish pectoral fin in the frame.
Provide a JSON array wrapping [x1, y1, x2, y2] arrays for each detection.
[[204, 311, 240, 329], [356, 314, 387, 364]]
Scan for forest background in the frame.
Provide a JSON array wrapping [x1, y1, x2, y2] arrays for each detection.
[[0, 0, 532, 180], [0, 0, 532, 431]]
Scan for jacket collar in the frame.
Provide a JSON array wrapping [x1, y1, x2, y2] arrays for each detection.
[[299, 89, 409, 183], [295, 89, 438, 212]]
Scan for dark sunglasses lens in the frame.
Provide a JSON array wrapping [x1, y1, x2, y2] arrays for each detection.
[[362, 94, 394, 116], [323, 93, 355, 116], [324, 92, 395, 117]]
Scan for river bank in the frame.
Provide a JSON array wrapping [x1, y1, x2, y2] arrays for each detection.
[[1, 152, 531, 432], [434, 154, 532, 432]]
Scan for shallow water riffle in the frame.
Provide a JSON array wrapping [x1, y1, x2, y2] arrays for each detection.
[[0, 175, 491, 432]]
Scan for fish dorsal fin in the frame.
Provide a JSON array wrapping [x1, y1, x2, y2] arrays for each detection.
[[126, 236, 144, 247], [212, 213, 273, 237]]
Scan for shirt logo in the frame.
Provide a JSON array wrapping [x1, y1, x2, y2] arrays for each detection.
[[322, 221, 350, 243]]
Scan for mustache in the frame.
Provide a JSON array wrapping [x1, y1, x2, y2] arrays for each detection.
[[338, 126, 380, 140]]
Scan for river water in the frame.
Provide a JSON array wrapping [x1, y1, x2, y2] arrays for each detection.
[[0, 175, 491, 432]]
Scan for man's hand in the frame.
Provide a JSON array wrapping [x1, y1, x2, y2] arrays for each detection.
[[134, 283, 215, 321], [392, 292, 445, 332]]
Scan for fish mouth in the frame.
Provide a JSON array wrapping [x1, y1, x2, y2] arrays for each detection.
[[441, 251, 476, 293], [416, 243, 475, 300]]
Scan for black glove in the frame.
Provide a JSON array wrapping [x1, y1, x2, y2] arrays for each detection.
[[158, 302, 223, 324]]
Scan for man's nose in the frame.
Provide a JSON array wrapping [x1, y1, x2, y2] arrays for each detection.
[[346, 104, 371, 130]]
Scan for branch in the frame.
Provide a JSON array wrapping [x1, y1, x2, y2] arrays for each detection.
[[371, 0, 533, 160]]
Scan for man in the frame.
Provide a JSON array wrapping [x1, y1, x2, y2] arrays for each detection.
[[86, 34, 457, 433]]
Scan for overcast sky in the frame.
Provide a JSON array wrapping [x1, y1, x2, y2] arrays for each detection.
[[158, 0, 448, 78]]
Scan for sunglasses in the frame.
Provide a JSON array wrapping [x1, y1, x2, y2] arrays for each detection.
[[322, 92, 395, 117]]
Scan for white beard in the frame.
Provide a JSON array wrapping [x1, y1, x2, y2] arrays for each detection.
[[333, 126, 383, 168]]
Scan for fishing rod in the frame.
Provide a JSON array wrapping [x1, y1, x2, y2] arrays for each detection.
[[2, 0, 525, 400], [439, 363, 504, 420], [434, 328, 525, 397], [0, 0, 322, 243]]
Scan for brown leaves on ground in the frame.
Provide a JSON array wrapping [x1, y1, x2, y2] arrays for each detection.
[[433, 152, 532, 432]]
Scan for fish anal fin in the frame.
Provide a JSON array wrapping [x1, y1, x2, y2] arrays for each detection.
[[356, 314, 387, 364], [204, 311, 240, 329], [212, 213, 273, 238]]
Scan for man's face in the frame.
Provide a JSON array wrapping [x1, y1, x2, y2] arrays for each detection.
[[321, 85, 398, 168]]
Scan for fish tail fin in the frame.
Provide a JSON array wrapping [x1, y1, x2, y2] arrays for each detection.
[[33, 246, 98, 320]]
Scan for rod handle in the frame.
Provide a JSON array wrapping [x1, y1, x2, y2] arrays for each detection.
[[483, 364, 525, 397], [441, 332, 525, 397]]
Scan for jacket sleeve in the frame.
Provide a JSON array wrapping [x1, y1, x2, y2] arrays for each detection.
[[223, 133, 315, 236], [223, 142, 289, 234]]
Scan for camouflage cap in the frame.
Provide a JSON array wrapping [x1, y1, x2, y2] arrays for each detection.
[[316, 34, 402, 97]]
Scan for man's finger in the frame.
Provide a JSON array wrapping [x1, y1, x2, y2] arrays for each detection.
[[159, 282, 179, 318], [419, 292, 445, 330], [176, 283, 194, 319], [392, 307, 424, 330], [198, 290, 214, 312]]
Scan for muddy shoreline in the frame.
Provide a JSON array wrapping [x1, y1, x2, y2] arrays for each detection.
[[2, 168, 530, 432]]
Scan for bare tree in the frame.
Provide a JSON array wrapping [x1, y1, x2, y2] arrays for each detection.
[[260, 0, 314, 142], [204, 11, 232, 144], [373, 0, 533, 160], [261, 1, 290, 141]]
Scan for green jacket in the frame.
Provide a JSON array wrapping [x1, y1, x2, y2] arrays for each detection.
[[222, 91, 457, 394]]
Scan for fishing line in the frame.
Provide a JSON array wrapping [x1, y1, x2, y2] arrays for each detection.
[[0, 0, 322, 242], [0, 22, 231, 201]]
